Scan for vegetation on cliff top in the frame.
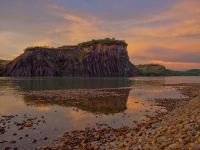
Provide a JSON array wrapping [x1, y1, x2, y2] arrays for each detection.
[[22, 38, 127, 62], [24, 38, 127, 53], [78, 38, 127, 47], [24, 46, 51, 52]]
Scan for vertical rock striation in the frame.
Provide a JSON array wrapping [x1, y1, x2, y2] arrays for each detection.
[[6, 39, 139, 77]]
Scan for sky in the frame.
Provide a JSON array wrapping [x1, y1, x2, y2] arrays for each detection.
[[0, 0, 200, 70]]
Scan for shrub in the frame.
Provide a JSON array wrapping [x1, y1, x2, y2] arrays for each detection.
[[78, 38, 127, 47]]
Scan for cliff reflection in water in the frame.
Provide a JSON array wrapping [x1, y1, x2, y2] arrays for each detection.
[[4, 77, 134, 91], [23, 88, 131, 115]]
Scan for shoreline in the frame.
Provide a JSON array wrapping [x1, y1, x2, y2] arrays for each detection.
[[47, 84, 200, 150], [0, 83, 199, 149]]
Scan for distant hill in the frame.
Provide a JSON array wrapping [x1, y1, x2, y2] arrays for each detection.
[[0, 60, 9, 76], [165, 69, 200, 76], [136, 64, 200, 76], [135, 64, 167, 76]]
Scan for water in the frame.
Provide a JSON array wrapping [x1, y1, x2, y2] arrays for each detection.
[[0, 76, 199, 149]]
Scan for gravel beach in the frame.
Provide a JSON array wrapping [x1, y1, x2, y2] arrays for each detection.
[[1, 84, 199, 150], [47, 84, 200, 150]]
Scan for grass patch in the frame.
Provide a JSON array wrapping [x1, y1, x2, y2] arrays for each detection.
[[78, 38, 127, 47]]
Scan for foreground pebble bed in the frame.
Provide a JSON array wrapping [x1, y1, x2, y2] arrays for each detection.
[[47, 84, 200, 150]]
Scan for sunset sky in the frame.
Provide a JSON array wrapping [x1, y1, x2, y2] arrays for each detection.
[[0, 0, 200, 70]]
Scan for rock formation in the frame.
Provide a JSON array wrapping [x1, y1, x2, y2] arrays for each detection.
[[0, 60, 9, 76], [6, 38, 139, 77]]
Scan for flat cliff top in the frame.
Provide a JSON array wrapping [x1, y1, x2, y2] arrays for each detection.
[[24, 38, 127, 54], [22, 38, 128, 62], [78, 38, 127, 47]]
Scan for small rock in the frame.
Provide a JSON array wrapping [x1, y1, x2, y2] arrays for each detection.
[[10, 140, 16, 144], [197, 137, 200, 144], [44, 137, 48, 140], [13, 133, 17, 136], [189, 143, 200, 150], [168, 143, 178, 149], [32, 139, 37, 144]]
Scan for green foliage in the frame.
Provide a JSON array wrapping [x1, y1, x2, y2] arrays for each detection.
[[47, 56, 55, 62], [78, 38, 127, 47], [57, 61, 65, 70], [75, 51, 87, 60]]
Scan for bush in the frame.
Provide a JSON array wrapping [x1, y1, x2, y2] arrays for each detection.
[[78, 38, 127, 47], [75, 51, 87, 60]]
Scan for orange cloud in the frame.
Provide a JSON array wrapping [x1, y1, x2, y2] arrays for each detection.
[[32, 38, 52, 46]]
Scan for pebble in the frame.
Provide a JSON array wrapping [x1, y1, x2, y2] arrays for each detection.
[[47, 85, 200, 150], [189, 143, 200, 150]]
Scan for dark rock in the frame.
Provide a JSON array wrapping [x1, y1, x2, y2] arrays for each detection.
[[6, 39, 138, 77], [44, 137, 48, 140], [10, 140, 16, 144], [32, 139, 37, 143], [0, 60, 9, 76], [4, 147, 10, 150]]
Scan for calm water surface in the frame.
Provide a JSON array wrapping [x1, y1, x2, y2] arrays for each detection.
[[0, 76, 199, 149]]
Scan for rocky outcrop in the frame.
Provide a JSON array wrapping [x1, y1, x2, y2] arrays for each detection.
[[0, 60, 9, 76], [6, 39, 138, 77]]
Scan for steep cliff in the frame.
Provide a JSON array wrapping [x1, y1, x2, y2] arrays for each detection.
[[6, 39, 138, 77]]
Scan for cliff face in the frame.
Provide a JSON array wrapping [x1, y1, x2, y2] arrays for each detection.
[[6, 39, 138, 77]]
